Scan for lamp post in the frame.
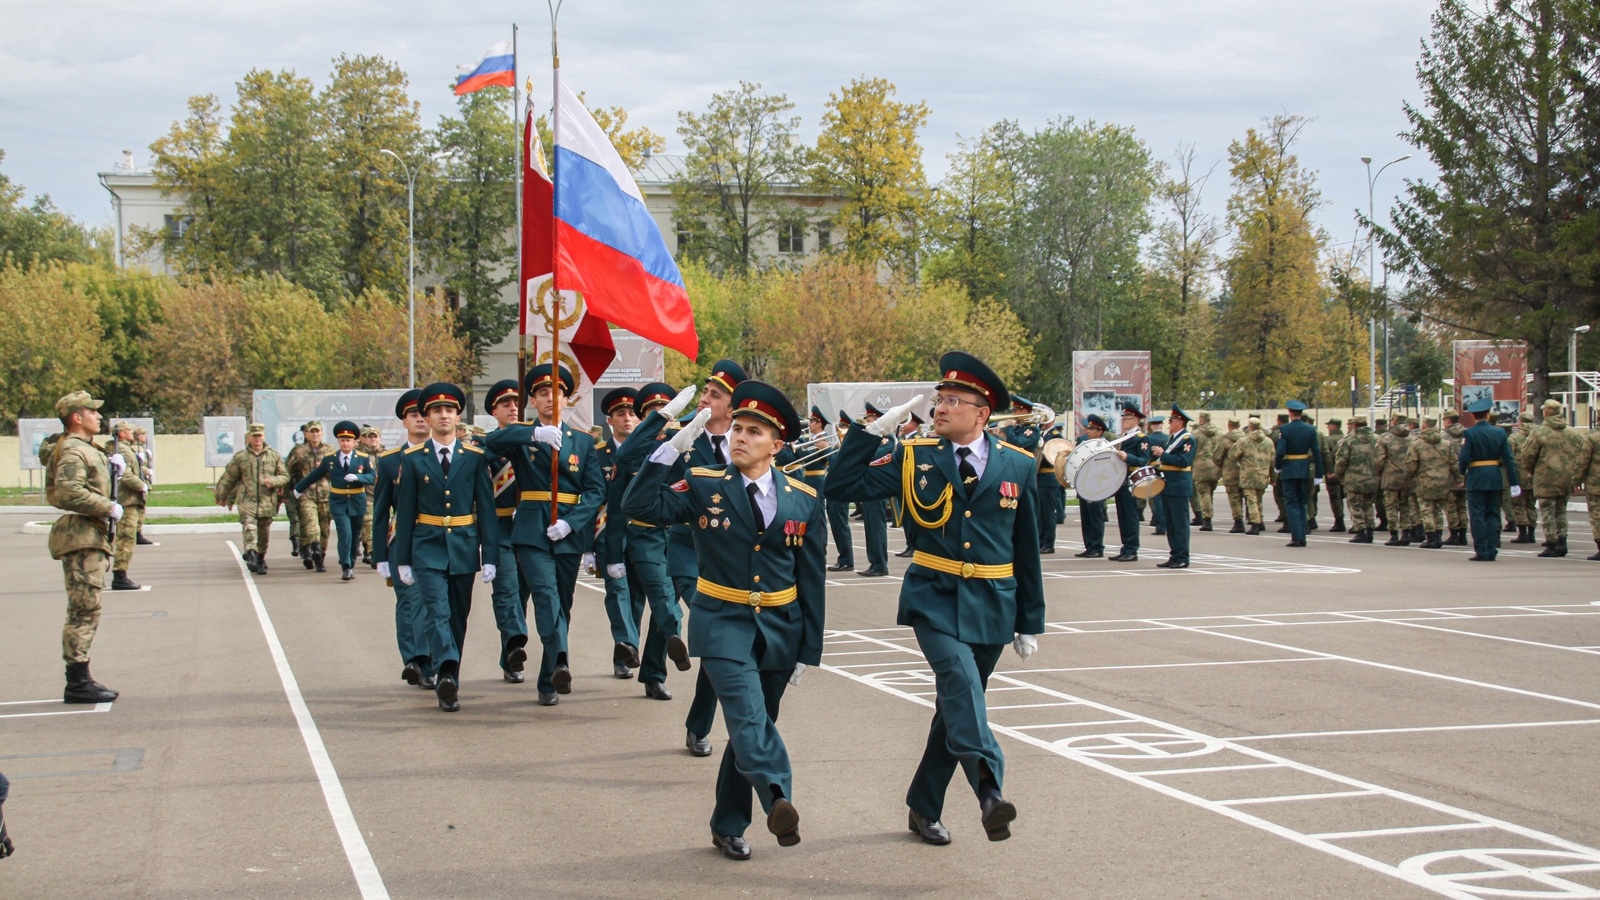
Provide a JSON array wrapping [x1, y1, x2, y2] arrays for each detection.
[[1362, 154, 1411, 414], [1572, 324, 1591, 425], [379, 149, 416, 389]]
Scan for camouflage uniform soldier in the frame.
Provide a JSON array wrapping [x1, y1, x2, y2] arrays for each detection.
[[1375, 413, 1418, 545], [1579, 426, 1600, 561], [285, 424, 307, 557], [359, 426, 382, 565], [43, 391, 121, 704], [1335, 420, 1380, 542], [1190, 412, 1222, 531], [215, 423, 289, 574], [1403, 416, 1454, 548], [285, 421, 335, 572], [1506, 413, 1538, 542], [109, 421, 149, 590], [1268, 414, 1288, 525], [1441, 410, 1470, 545], [1230, 416, 1275, 533], [1521, 399, 1586, 557], [1219, 417, 1246, 532], [1321, 419, 1347, 532], [1373, 419, 1389, 530]]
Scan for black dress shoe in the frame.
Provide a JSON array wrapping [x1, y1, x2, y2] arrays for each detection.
[[614, 663, 633, 679], [507, 646, 528, 673], [401, 662, 422, 686], [894, 547, 914, 558], [1286, 540, 1307, 547], [644, 681, 673, 701], [711, 833, 751, 861], [551, 663, 572, 694], [612, 642, 639, 668], [420, 673, 437, 690], [538, 691, 559, 706], [1469, 554, 1495, 561], [687, 730, 713, 757], [858, 566, 889, 577], [826, 561, 853, 572], [341, 567, 354, 581], [502, 670, 525, 683], [1038, 547, 1056, 554], [908, 810, 951, 845], [1109, 552, 1138, 562], [666, 636, 692, 671], [980, 793, 1017, 842], [435, 676, 460, 712], [1074, 549, 1103, 558], [1160, 560, 1189, 568], [767, 798, 800, 846]]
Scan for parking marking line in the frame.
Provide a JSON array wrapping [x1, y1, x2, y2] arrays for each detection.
[[1219, 790, 1380, 806], [1312, 823, 1494, 841], [1227, 719, 1600, 742], [1009, 719, 1138, 731], [999, 657, 1327, 676], [228, 542, 388, 900], [1335, 614, 1600, 656], [0, 702, 112, 720], [1142, 762, 1285, 776]]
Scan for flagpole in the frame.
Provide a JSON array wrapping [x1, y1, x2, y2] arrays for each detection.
[[514, 23, 528, 416], [547, 0, 564, 527]]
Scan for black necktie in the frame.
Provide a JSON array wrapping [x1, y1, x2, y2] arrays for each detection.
[[746, 482, 765, 532], [439, 446, 451, 477], [712, 434, 727, 465], [956, 447, 978, 495]]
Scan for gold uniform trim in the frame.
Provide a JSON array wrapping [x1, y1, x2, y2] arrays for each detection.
[[786, 478, 817, 498], [520, 490, 581, 504], [1469, 460, 1502, 467], [1158, 465, 1191, 472], [459, 443, 483, 454], [416, 513, 476, 527], [997, 441, 1034, 459], [902, 448, 952, 529], [330, 486, 366, 495], [628, 519, 658, 529], [496, 507, 516, 517], [380, 447, 403, 458], [695, 577, 797, 608], [803, 468, 827, 477], [911, 550, 1014, 580], [689, 466, 724, 478], [1282, 453, 1310, 460]]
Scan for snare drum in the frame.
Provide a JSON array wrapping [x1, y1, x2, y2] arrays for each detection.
[[1128, 465, 1165, 499], [1060, 438, 1126, 503]]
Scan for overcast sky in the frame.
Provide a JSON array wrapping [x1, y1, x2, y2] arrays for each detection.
[[2, 0, 1439, 249]]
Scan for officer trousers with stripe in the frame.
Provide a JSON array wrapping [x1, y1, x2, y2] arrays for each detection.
[[703, 639, 793, 838], [330, 508, 363, 568], [1079, 499, 1107, 554], [515, 547, 580, 695], [676, 574, 721, 738], [906, 620, 1006, 820], [414, 568, 474, 671]]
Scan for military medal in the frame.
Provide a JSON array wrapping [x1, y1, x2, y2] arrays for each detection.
[[999, 480, 1019, 509], [710, 517, 720, 528], [708, 506, 724, 515], [711, 493, 722, 504], [670, 480, 689, 493], [568, 453, 579, 472], [917, 463, 933, 472], [699, 515, 709, 529], [919, 475, 928, 490]]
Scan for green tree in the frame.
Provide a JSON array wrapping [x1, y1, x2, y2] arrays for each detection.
[[671, 82, 807, 274], [0, 151, 107, 270], [144, 94, 227, 272], [810, 77, 930, 273], [1375, 0, 1600, 398], [922, 122, 1026, 303], [64, 266, 170, 415], [533, 95, 666, 171], [341, 289, 474, 388], [1220, 115, 1329, 405], [238, 276, 339, 389], [139, 281, 251, 428], [1137, 146, 1223, 405], [0, 266, 107, 429]]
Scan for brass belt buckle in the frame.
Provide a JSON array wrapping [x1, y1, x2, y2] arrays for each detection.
[[960, 562, 975, 579], [748, 590, 763, 612], [441, 515, 453, 527]]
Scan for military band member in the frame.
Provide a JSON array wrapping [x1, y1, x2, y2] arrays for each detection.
[[1153, 407, 1196, 567], [1036, 416, 1065, 551], [107, 420, 148, 590], [1273, 401, 1324, 548], [483, 379, 532, 683], [43, 391, 121, 703], [392, 383, 499, 711], [857, 402, 892, 576], [374, 389, 436, 689], [826, 352, 1044, 845], [1108, 404, 1150, 561], [484, 364, 604, 706], [215, 422, 289, 574], [826, 409, 857, 572], [624, 381, 825, 859], [286, 422, 334, 572], [892, 412, 925, 558], [1459, 397, 1520, 561], [1074, 414, 1110, 558], [293, 421, 375, 580]]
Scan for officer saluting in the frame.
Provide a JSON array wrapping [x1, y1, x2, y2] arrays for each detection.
[[1273, 400, 1324, 548], [624, 381, 825, 860], [826, 352, 1045, 845], [293, 420, 376, 581], [1459, 397, 1521, 561]]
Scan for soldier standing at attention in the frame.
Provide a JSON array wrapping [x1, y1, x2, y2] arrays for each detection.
[[1189, 412, 1221, 532], [1521, 398, 1586, 558], [286, 422, 334, 572], [1404, 415, 1454, 549], [1320, 418, 1346, 532], [215, 423, 289, 574], [1074, 415, 1111, 558], [482, 379, 532, 684], [1153, 407, 1197, 567], [1231, 416, 1275, 534], [1273, 401, 1323, 548], [1219, 417, 1246, 532], [626, 380, 825, 860], [1376, 414, 1417, 546], [1267, 414, 1289, 527], [106, 421, 148, 591], [392, 383, 499, 712], [294, 421, 375, 581], [1507, 412, 1538, 542], [43, 391, 121, 703], [484, 364, 604, 706], [133, 426, 156, 547], [1578, 422, 1600, 561], [1108, 404, 1150, 561], [856, 402, 893, 576], [826, 353, 1044, 845], [1336, 419, 1380, 543], [374, 390, 436, 690], [359, 426, 383, 565], [1459, 398, 1520, 561], [1441, 410, 1469, 545]]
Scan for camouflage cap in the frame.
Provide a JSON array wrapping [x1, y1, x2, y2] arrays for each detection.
[[304, 420, 324, 432], [247, 422, 266, 435], [1390, 413, 1407, 423], [55, 390, 103, 417], [1542, 398, 1562, 411], [1248, 416, 1262, 426], [1227, 416, 1240, 426], [112, 420, 134, 433], [1443, 408, 1459, 419], [360, 425, 379, 438], [1422, 415, 1438, 426], [1519, 411, 1535, 423], [1326, 418, 1342, 427]]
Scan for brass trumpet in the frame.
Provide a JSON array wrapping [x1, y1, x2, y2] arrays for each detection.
[[780, 430, 841, 473]]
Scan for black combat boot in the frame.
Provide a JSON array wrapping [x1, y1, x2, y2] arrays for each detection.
[[1351, 528, 1374, 543], [1555, 536, 1569, 558], [1502, 520, 1516, 533], [1513, 525, 1536, 544], [1538, 538, 1560, 558], [110, 570, 140, 590], [1588, 541, 1600, 561], [1229, 518, 1245, 533], [1200, 518, 1213, 532], [1409, 525, 1426, 543], [64, 661, 118, 703], [1384, 530, 1404, 546], [1307, 518, 1319, 531], [291, 536, 301, 557], [136, 530, 154, 546], [1377, 515, 1389, 532], [1422, 530, 1443, 549], [1331, 517, 1346, 533], [1247, 522, 1263, 535], [243, 550, 260, 574], [312, 542, 327, 573], [302, 541, 316, 568]]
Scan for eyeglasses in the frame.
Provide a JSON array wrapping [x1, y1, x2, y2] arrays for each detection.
[[932, 395, 986, 410]]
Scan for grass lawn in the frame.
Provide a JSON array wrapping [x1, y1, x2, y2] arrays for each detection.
[[143, 514, 280, 525], [1, 483, 220, 506]]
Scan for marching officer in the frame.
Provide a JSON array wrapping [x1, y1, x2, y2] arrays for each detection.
[[391, 383, 499, 712], [1108, 404, 1150, 562], [1074, 414, 1110, 558], [595, 386, 642, 680], [482, 379, 532, 683], [1459, 397, 1520, 561], [624, 380, 825, 860], [360, 426, 383, 565], [1153, 407, 1196, 567], [857, 402, 892, 576], [1273, 401, 1323, 548], [215, 422, 289, 574], [286, 422, 334, 572], [293, 421, 375, 580], [826, 409, 856, 573], [799, 405, 833, 559], [373, 389, 436, 689], [826, 352, 1044, 846]]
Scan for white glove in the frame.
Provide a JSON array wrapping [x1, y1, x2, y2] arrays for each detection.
[[377, 561, 390, 579], [789, 662, 807, 686], [581, 551, 595, 572], [533, 425, 563, 450], [547, 520, 573, 542], [1314, 477, 1324, 487], [662, 384, 698, 420], [397, 565, 415, 586], [866, 394, 924, 438], [138, 480, 150, 494], [293, 489, 303, 499], [146, 467, 156, 485], [481, 563, 497, 584], [109, 501, 124, 522], [343, 473, 359, 483], [1012, 633, 1039, 661], [1510, 485, 1522, 498], [670, 408, 712, 454], [108, 454, 126, 477], [606, 563, 626, 580]]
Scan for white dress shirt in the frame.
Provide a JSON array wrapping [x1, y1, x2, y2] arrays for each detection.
[[952, 435, 990, 479], [741, 467, 777, 526]]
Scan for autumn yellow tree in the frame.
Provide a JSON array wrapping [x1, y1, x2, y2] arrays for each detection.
[[342, 288, 474, 388], [140, 281, 252, 428], [0, 265, 107, 428]]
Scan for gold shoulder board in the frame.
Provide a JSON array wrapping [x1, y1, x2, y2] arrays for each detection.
[[403, 444, 427, 454], [689, 466, 724, 478], [460, 443, 484, 454], [380, 447, 403, 458], [997, 441, 1035, 459], [786, 478, 817, 498]]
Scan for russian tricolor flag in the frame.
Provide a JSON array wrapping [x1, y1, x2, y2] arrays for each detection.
[[454, 41, 515, 96], [552, 79, 698, 360]]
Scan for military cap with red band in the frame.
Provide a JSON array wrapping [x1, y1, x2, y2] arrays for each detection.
[[936, 350, 1010, 412], [705, 358, 747, 395], [524, 362, 575, 396], [601, 386, 638, 416], [332, 420, 360, 440], [636, 381, 675, 412], [394, 389, 423, 420], [730, 380, 801, 442], [420, 382, 466, 412], [484, 379, 519, 410]]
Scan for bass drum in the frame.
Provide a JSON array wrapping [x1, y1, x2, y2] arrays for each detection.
[[1128, 465, 1165, 499], [1058, 438, 1126, 503]]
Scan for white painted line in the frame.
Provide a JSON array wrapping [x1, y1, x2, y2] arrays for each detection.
[[999, 657, 1327, 676], [1342, 614, 1600, 656], [1142, 762, 1286, 777], [1227, 719, 1600, 742], [1312, 822, 1493, 841], [0, 699, 75, 706], [821, 649, 915, 657], [227, 541, 389, 900], [0, 702, 112, 720], [1008, 719, 1138, 732], [986, 701, 1082, 711], [1219, 789, 1380, 806]]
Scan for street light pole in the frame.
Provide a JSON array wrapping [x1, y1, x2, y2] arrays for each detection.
[[1362, 154, 1410, 416], [380, 149, 416, 389], [1572, 325, 1591, 425]]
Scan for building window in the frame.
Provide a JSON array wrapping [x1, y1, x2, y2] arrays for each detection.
[[778, 222, 804, 254], [164, 214, 193, 239], [815, 227, 830, 250]]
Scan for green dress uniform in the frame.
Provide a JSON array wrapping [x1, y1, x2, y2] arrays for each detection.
[[1273, 404, 1325, 547], [1073, 418, 1110, 557], [1111, 415, 1151, 559], [1156, 411, 1196, 566], [293, 422, 375, 574], [1458, 399, 1519, 560], [827, 414, 856, 570], [1036, 423, 1065, 548], [826, 354, 1045, 838], [1145, 423, 1169, 534], [479, 380, 532, 680], [624, 382, 825, 848]]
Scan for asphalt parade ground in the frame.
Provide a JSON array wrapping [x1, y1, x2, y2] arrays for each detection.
[[2, 506, 1598, 899]]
